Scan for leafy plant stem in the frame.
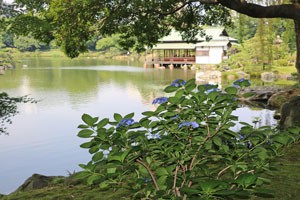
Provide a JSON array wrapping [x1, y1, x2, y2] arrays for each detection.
[[189, 124, 222, 171], [217, 165, 233, 178], [173, 165, 181, 197], [236, 138, 268, 163], [136, 159, 160, 191]]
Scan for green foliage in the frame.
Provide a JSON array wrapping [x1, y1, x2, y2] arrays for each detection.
[[96, 35, 120, 52], [14, 35, 48, 52], [282, 19, 297, 53], [1, 33, 14, 48], [77, 78, 300, 199], [0, 92, 35, 135], [227, 13, 258, 43], [228, 18, 291, 70], [0, 49, 16, 67], [95, 34, 127, 57], [9, 0, 231, 57]]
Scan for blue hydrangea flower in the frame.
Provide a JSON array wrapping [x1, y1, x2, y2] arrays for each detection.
[[116, 118, 135, 128], [178, 121, 199, 129], [170, 79, 186, 87], [171, 115, 179, 120], [238, 134, 245, 140], [152, 97, 168, 105]]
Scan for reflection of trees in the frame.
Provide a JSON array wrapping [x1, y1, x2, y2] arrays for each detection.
[[0, 58, 197, 106]]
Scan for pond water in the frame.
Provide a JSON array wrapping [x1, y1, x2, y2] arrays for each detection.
[[0, 58, 278, 194]]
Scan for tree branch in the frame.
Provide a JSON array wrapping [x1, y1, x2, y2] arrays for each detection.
[[136, 159, 160, 191], [217, 0, 300, 20]]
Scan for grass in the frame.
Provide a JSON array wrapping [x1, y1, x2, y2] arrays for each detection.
[[256, 143, 300, 200]]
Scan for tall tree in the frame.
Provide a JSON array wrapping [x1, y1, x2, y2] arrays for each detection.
[[4, 0, 300, 78]]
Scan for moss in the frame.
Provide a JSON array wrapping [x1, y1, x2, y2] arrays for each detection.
[[0, 185, 131, 200]]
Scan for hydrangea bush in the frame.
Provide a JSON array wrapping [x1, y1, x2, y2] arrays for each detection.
[[77, 78, 300, 199]]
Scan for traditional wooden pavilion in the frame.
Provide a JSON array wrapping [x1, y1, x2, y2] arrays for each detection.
[[145, 27, 237, 68]]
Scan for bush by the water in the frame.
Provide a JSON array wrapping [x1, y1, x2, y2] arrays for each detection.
[[77, 78, 300, 199]]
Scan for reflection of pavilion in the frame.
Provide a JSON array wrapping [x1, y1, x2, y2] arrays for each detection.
[[20, 76, 38, 113], [195, 69, 222, 86]]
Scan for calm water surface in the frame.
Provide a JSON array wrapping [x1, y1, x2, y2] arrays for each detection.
[[0, 58, 277, 194]]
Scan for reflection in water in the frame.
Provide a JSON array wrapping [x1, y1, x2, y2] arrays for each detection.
[[0, 58, 279, 194], [233, 105, 277, 131], [195, 70, 222, 86]]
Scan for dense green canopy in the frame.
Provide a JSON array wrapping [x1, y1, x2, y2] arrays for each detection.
[[4, 0, 233, 57]]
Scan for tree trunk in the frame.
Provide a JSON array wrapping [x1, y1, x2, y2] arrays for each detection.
[[294, 19, 300, 80]]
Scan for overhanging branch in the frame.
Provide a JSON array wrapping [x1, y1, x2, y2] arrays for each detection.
[[217, 0, 300, 20]]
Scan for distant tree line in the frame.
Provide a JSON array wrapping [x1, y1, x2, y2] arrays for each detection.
[[0, 30, 126, 54]]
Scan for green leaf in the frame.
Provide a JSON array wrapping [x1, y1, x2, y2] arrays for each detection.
[[97, 118, 109, 129], [193, 136, 205, 142], [80, 142, 93, 148], [124, 112, 134, 119], [208, 91, 219, 101], [185, 81, 197, 92], [142, 111, 155, 117], [185, 78, 196, 86], [242, 92, 256, 98], [213, 136, 222, 146], [181, 187, 201, 195], [146, 157, 151, 165], [157, 176, 167, 190], [113, 113, 123, 122], [78, 164, 87, 170], [121, 150, 130, 162], [92, 152, 104, 162], [78, 124, 89, 129], [156, 167, 169, 176], [240, 80, 251, 87], [166, 165, 176, 175], [164, 85, 178, 93], [82, 114, 98, 126], [287, 127, 300, 134], [199, 180, 228, 192], [108, 151, 129, 163], [74, 171, 90, 179], [235, 173, 258, 188], [225, 86, 238, 95], [99, 180, 110, 189], [272, 135, 292, 145], [175, 89, 184, 99], [87, 174, 102, 185], [140, 118, 151, 128], [107, 167, 117, 174], [89, 146, 99, 154], [168, 96, 179, 104], [77, 129, 94, 138]]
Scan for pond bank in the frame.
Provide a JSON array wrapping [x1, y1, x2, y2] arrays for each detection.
[[239, 85, 300, 108]]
